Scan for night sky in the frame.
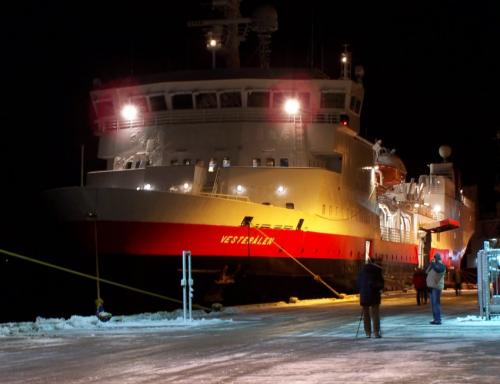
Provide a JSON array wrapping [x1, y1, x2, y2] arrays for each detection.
[[2, 0, 500, 248]]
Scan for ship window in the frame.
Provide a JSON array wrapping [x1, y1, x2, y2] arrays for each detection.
[[125, 161, 132, 169], [95, 100, 115, 117], [286, 202, 295, 209], [320, 92, 346, 109], [208, 158, 217, 172], [195, 92, 217, 109], [149, 95, 167, 111], [350, 96, 362, 114], [350, 96, 356, 110], [297, 92, 310, 108], [355, 99, 361, 114], [247, 91, 270, 108], [272, 92, 293, 108], [132, 96, 149, 113], [172, 94, 193, 109], [252, 158, 261, 167], [220, 91, 242, 108], [183, 159, 191, 165], [322, 204, 326, 215], [280, 158, 289, 167], [266, 158, 275, 166], [222, 157, 230, 167], [170, 159, 179, 165]]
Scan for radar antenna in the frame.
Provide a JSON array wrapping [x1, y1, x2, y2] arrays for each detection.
[[188, 1, 278, 69]]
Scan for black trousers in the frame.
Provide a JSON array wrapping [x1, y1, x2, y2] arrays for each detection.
[[362, 304, 380, 336]]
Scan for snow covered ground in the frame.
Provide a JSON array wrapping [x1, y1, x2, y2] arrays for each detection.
[[1, 290, 499, 383]]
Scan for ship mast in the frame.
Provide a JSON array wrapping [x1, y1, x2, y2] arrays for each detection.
[[188, 0, 278, 69]]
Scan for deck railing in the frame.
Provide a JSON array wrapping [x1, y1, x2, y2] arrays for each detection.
[[96, 109, 341, 132]]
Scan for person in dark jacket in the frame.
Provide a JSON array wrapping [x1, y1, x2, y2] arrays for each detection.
[[412, 267, 428, 305], [357, 259, 385, 338], [426, 253, 446, 324]]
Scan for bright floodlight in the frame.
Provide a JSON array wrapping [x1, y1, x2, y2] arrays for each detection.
[[208, 39, 217, 48], [121, 104, 138, 120], [432, 204, 441, 213], [284, 98, 300, 115]]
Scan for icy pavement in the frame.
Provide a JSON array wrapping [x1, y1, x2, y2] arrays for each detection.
[[1, 290, 499, 383]]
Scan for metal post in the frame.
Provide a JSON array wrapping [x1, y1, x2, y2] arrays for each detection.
[[181, 251, 187, 321], [188, 251, 193, 321]]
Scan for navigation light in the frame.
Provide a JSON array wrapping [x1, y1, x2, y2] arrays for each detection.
[[340, 114, 349, 126]]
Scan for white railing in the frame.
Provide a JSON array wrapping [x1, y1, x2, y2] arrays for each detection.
[[96, 109, 341, 132], [198, 192, 250, 202]]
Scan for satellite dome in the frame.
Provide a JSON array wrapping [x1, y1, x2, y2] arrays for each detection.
[[252, 4, 278, 33], [438, 145, 452, 161]]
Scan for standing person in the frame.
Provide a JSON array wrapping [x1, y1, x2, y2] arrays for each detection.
[[412, 267, 428, 305], [357, 258, 385, 338], [426, 253, 446, 325]]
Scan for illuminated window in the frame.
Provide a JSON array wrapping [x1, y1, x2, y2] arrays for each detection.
[[222, 157, 230, 167], [208, 158, 217, 172], [252, 158, 261, 167], [183, 159, 191, 165], [266, 158, 275, 166]]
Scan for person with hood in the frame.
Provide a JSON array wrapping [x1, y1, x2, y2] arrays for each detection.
[[357, 258, 385, 338], [426, 253, 446, 324]]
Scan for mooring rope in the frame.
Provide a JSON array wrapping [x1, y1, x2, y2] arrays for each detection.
[[250, 226, 342, 297], [0, 248, 211, 311]]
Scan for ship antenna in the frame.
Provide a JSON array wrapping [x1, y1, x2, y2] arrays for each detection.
[[340, 44, 351, 80]]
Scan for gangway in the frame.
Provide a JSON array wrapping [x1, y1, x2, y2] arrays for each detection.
[[477, 241, 500, 319]]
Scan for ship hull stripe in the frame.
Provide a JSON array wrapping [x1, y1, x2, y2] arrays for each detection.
[[73, 221, 427, 264]]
